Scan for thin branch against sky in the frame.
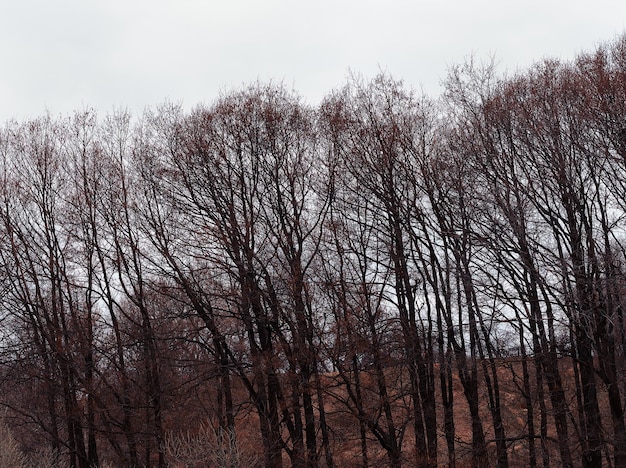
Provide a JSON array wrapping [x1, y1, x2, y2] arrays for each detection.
[[1, 0, 624, 122]]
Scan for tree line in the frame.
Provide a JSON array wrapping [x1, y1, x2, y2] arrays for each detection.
[[2, 35, 626, 468]]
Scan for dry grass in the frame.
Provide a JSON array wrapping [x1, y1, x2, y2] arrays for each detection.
[[165, 422, 260, 468], [0, 422, 27, 468]]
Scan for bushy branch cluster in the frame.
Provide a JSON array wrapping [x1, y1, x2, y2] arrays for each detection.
[[1, 35, 626, 468]]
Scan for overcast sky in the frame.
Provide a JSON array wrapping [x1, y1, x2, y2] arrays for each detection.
[[1, 0, 625, 122]]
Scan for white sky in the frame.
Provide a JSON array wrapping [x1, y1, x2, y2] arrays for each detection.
[[1, 0, 625, 122]]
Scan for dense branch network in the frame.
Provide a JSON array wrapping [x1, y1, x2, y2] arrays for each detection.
[[1, 35, 626, 468]]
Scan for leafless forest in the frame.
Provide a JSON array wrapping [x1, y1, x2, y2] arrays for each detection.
[[2, 36, 626, 468]]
